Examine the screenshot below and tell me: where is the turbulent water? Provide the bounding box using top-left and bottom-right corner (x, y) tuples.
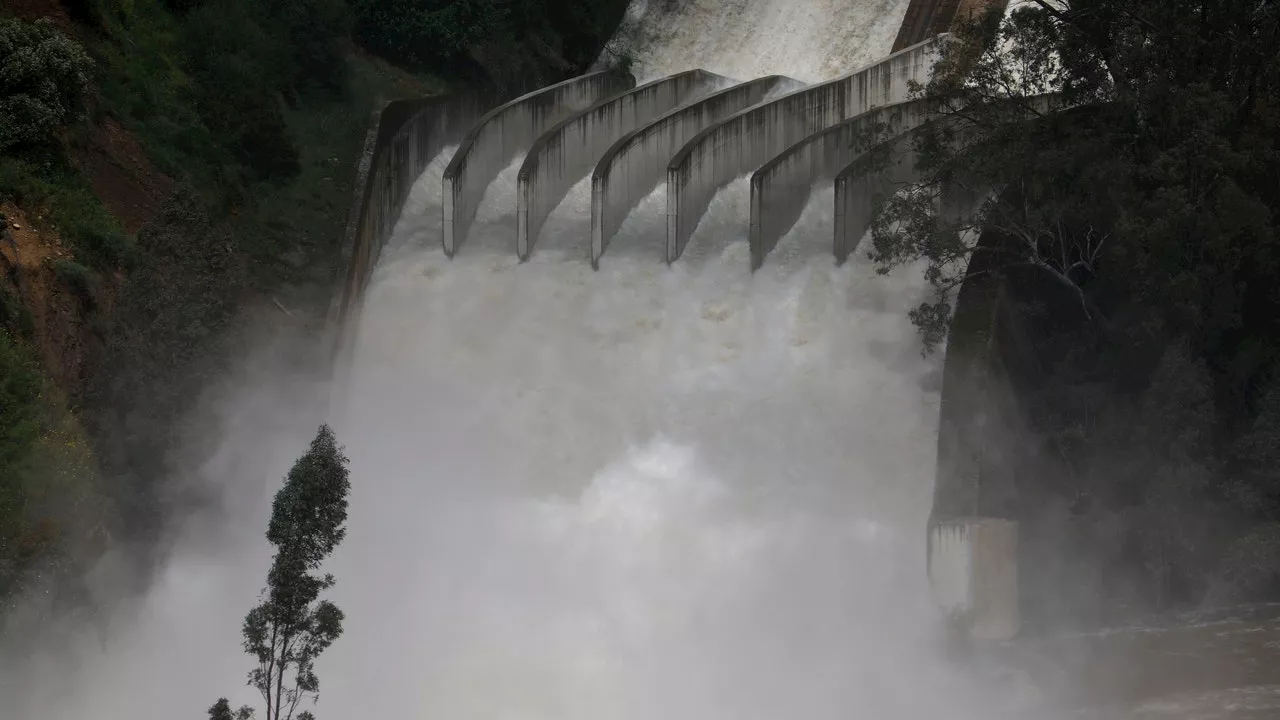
(1, 1), (1050, 718)
(603, 0), (911, 82)
(319, 138), (978, 718)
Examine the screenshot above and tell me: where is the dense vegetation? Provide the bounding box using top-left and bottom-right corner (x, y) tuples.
(348, 0), (632, 90)
(0, 0), (621, 619)
(873, 0), (1280, 627)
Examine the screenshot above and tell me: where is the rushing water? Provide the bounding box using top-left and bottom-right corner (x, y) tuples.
(602, 0), (911, 82)
(9, 1), (1274, 718)
(318, 144), (981, 718)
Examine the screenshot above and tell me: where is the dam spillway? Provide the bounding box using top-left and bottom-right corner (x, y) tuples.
(442, 70), (636, 256)
(329, 0), (1019, 710)
(591, 75), (804, 267)
(333, 0), (1020, 658)
(516, 69), (730, 260)
(1, 1), (1037, 719)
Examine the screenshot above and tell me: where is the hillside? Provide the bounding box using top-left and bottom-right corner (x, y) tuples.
(0, 0), (626, 617)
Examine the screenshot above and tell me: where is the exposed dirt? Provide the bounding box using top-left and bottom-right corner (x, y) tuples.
(0, 203), (93, 391)
(72, 115), (177, 235)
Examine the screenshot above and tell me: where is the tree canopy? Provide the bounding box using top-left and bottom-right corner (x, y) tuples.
(870, 0), (1280, 622)
(0, 17), (93, 153)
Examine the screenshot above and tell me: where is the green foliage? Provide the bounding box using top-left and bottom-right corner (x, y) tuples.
(0, 0), (439, 621)
(80, 184), (246, 534)
(0, 18), (93, 153)
(51, 259), (99, 308)
(0, 154), (135, 270)
(237, 425), (350, 720)
(0, 330), (42, 484)
(179, 0), (301, 182)
(350, 0), (629, 84)
(208, 697), (255, 720)
(869, 0), (1280, 615)
(0, 330), (109, 608)
(257, 0), (353, 97)
(90, 0), (353, 190)
(71, 26), (432, 553)
(1204, 523), (1280, 606)
(351, 0), (505, 70)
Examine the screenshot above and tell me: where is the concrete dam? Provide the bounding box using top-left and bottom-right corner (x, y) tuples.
(337, 0), (1021, 646)
(3, 1), (1047, 719)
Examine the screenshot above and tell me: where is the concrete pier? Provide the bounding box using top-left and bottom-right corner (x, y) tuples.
(442, 70), (634, 257)
(589, 75), (802, 267)
(929, 517), (1020, 641)
(516, 69), (727, 260)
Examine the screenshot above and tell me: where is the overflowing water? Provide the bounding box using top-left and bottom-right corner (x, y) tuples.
(1, 1), (1070, 718)
(320, 144), (979, 719)
(604, 0), (911, 82)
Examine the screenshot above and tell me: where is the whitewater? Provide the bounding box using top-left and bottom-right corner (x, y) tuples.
(1, 1), (1031, 718)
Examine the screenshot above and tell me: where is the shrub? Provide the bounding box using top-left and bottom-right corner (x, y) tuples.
(181, 0), (304, 182)
(0, 155), (136, 270)
(0, 330), (42, 484)
(52, 259), (99, 308)
(0, 18), (94, 152)
(256, 0), (353, 97)
(350, 0), (505, 71)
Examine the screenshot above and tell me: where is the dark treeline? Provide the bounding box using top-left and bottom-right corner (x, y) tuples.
(872, 0), (1280, 626)
(347, 0), (632, 90)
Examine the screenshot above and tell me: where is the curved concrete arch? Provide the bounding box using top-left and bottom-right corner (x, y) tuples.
(664, 37), (944, 263)
(515, 69), (730, 260)
(441, 70), (635, 256)
(748, 98), (937, 269)
(588, 74), (803, 267)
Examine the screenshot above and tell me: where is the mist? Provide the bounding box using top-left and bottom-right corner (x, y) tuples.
(0, 134), (1033, 718)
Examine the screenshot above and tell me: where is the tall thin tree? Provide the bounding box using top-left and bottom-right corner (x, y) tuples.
(209, 424), (351, 720)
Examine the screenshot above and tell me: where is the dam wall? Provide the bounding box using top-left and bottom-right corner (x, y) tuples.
(442, 70), (635, 256)
(748, 98), (936, 268)
(665, 37), (942, 262)
(589, 74), (802, 267)
(332, 93), (495, 334)
(516, 69), (728, 260)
